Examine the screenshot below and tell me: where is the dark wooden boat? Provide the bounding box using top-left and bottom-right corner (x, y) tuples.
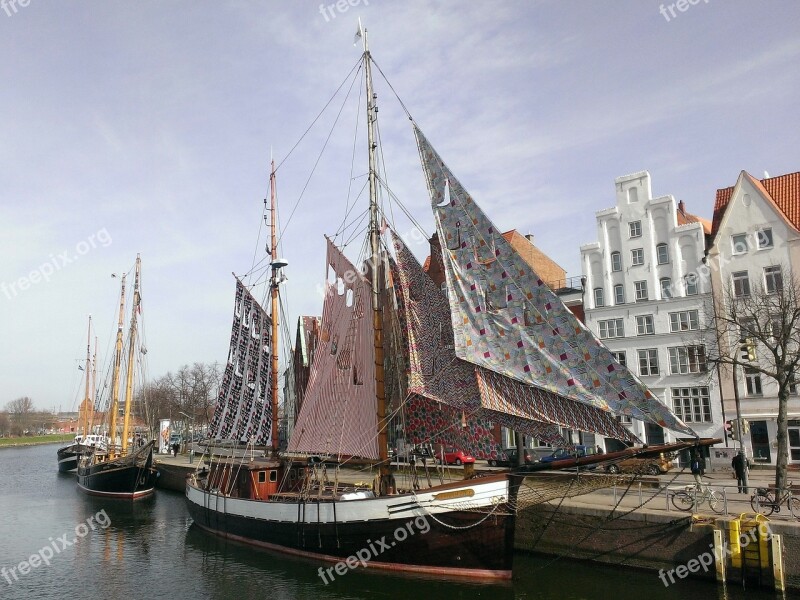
(57, 442), (89, 473)
(77, 440), (158, 499)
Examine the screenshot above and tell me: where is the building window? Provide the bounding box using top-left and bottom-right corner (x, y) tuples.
(638, 349), (659, 376)
(636, 315), (654, 335)
(611, 251), (622, 272)
(593, 287), (604, 307)
(599, 319), (624, 339)
(671, 387), (711, 423)
(617, 414), (633, 424)
(668, 346), (707, 374)
(656, 243), (669, 264)
(660, 277), (672, 299)
(629, 221), (642, 238)
(631, 248), (644, 266)
(732, 271), (750, 298)
(611, 351), (627, 367)
(757, 228), (773, 249)
(684, 274), (698, 296)
(732, 233), (748, 254)
(614, 284), (625, 305)
(628, 188), (639, 203)
(634, 280), (648, 302)
(669, 309), (699, 332)
(764, 265), (783, 294)
(745, 367), (762, 396)
(790, 375), (798, 396)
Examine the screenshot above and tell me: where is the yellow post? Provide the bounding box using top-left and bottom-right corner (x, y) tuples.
(728, 518), (741, 569)
(772, 534), (785, 591)
(714, 528), (726, 582)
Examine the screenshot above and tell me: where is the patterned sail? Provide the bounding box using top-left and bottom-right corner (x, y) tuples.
(390, 229), (636, 445)
(414, 125), (695, 437)
(287, 238), (379, 459)
(209, 279), (273, 445)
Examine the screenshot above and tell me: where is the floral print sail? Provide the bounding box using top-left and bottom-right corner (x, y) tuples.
(414, 125), (695, 437)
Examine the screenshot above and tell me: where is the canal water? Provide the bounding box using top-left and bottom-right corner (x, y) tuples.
(0, 444), (792, 599)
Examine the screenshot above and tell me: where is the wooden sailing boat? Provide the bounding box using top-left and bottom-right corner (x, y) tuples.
(57, 316), (97, 473)
(186, 30), (716, 578)
(77, 255), (158, 499)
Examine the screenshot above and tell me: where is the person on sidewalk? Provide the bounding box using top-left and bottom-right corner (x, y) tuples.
(690, 451), (705, 488)
(732, 452), (748, 493)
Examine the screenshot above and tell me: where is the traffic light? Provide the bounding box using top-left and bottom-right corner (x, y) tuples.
(741, 419), (750, 435)
(730, 420), (739, 441)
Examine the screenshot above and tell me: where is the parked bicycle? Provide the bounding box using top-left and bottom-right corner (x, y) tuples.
(749, 481), (800, 518)
(670, 483), (724, 514)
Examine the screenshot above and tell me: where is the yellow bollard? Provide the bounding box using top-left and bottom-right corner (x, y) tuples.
(728, 518), (741, 569)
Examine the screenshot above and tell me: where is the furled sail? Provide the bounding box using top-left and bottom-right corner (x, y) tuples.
(390, 230), (634, 444)
(414, 125), (695, 437)
(209, 279), (273, 445)
(287, 238), (379, 459)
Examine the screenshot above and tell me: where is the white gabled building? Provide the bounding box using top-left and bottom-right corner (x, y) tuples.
(708, 170), (800, 467)
(580, 171), (723, 452)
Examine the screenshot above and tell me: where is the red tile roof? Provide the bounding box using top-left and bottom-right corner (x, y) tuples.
(712, 171), (800, 235)
(676, 200), (711, 234)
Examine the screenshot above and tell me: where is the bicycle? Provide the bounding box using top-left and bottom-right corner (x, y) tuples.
(749, 481), (800, 518)
(670, 482), (724, 514)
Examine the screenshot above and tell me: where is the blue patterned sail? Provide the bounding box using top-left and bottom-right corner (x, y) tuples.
(389, 229), (638, 446)
(414, 125), (695, 437)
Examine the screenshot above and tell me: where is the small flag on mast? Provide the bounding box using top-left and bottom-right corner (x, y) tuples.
(354, 18), (364, 46)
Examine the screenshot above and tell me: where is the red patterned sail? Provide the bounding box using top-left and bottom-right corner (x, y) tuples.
(287, 238), (379, 459)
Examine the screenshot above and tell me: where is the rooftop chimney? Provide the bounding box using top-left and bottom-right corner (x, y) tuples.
(525, 233), (534, 244)
(678, 200), (685, 214)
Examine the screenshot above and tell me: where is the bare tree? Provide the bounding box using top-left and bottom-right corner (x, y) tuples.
(5, 397), (35, 435)
(0, 412), (10, 436)
(139, 362), (221, 439)
(704, 266), (800, 493)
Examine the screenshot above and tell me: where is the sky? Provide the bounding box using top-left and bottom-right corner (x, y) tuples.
(1, 0), (798, 414)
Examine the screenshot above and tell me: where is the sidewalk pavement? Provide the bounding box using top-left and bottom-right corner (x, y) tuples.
(546, 469), (800, 523)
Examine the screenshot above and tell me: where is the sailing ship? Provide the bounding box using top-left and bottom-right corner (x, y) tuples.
(77, 255), (158, 499)
(57, 317), (99, 473)
(186, 29), (715, 578)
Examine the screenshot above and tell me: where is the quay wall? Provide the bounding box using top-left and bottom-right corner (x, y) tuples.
(515, 502), (800, 590)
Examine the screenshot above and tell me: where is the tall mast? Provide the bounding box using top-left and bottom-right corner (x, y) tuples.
(88, 335), (98, 435)
(362, 27), (390, 481)
(269, 160), (280, 455)
(121, 255), (141, 455)
(108, 274), (127, 452)
(80, 315), (92, 435)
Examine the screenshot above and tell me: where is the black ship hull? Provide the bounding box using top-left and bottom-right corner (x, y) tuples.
(57, 443), (88, 473)
(77, 441), (158, 499)
(186, 473), (518, 579)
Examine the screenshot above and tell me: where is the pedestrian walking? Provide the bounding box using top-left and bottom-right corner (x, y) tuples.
(731, 452), (748, 493)
(690, 450), (705, 487)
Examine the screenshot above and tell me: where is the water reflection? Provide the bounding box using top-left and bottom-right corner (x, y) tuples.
(0, 445), (793, 600)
